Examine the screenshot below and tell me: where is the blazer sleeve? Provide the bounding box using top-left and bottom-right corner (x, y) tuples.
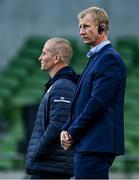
(34, 80), (76, 159)
(68, 54), (121, 143)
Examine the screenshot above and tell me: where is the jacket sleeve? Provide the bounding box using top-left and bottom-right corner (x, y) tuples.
(62, 116), (72, 130)
(68, 54), (122, 143)
(34, 80), (76, 159)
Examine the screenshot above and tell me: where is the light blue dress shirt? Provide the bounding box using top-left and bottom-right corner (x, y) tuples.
(87, 40), (111, 58)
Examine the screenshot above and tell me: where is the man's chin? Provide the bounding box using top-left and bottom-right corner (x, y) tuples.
(83, 40), (91, 45)
(82, 38), (89, 43)
(41, 67), (45, 71)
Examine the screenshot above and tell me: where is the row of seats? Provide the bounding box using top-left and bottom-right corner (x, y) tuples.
(0, 36), (47, 169)
(115, 36), (139, 71)
(114, 36), (139, 171)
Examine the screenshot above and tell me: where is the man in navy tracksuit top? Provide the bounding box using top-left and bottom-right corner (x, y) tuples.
(61, 7), (126, 179)
(25, 38), (78, 179)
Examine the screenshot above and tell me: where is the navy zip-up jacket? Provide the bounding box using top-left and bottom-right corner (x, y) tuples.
(26, 66), (78, 175)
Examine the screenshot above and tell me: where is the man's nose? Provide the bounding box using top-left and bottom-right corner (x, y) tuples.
(80, 28), (85, 35)
(38, 54), (42, 61)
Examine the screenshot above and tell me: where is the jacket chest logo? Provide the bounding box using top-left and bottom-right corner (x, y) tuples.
(54, 96), (71, 103)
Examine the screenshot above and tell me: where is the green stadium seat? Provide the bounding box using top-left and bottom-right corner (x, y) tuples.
(126, 89), (139, 100)
(125, 130), (139, 145)
(126, 77), (139, 89)
(125, 139), (134, 154)
(124, 98), (139, 111)
(0, 88), (13, 101)
(132, 68), (139, 78)
(0, 99), (4, 112)
(125, 110), (139, 123)
(24, 36), (46, 49)
(72, 55), (88, 74)
(0, 76), (19, 91)
(9, 57), (38, 70)
(18, 48), (41, 60)
(110, 157), (125, 171)
(115, 36), (138, 70)
(117, 48), (135, 69)
(12, 88), (44, 108)
(73, 65), (84, 74)
(24, 77), (46, 90)
(3, 67), (29, 81)
(12, 95), (39, 107)
(33, 69), (50, 80)
(116, 36), (138, 51)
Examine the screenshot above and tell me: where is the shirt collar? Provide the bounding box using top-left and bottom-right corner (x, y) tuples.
(87, 40), (111, 58)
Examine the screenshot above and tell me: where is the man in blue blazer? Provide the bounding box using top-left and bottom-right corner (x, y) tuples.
(61, 7), (126, 179)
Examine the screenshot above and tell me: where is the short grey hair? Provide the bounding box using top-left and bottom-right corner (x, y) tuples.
(47, 37), (73, 65)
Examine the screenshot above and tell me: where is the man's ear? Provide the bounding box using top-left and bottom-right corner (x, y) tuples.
(54, 54), (60, 64)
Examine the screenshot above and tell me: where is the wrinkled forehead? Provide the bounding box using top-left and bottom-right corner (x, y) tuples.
(79, 13), (96, 25)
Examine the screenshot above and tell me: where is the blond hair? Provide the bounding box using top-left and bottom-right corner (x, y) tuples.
(78, 7), (109, 35)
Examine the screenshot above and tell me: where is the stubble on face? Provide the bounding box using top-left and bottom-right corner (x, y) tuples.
(40, 42), (56, 72)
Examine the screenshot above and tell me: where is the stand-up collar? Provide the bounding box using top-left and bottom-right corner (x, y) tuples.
(45, 66), (79, 92)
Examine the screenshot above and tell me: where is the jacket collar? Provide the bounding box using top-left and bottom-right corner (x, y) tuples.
(45, 66), (79, 92)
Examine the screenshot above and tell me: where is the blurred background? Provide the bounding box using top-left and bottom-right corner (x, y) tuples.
(0, 0), (139, 179)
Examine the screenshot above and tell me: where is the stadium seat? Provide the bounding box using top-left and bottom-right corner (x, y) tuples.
(23, 36), (46, 49)
(115, 36), (138, 70)
(18, 47), (41, 60)
(0, 76), (19, 92)
(9, 56), (38, 71)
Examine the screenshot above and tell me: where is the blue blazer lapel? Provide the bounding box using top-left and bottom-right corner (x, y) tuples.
(74, 44), (112, 99)
(73, 58), (94, 101)
(72, 44), (112, 105)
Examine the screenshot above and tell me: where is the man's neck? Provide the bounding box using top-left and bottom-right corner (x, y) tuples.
(50, 64), (68, 78)
(93, 35), (108, 47)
